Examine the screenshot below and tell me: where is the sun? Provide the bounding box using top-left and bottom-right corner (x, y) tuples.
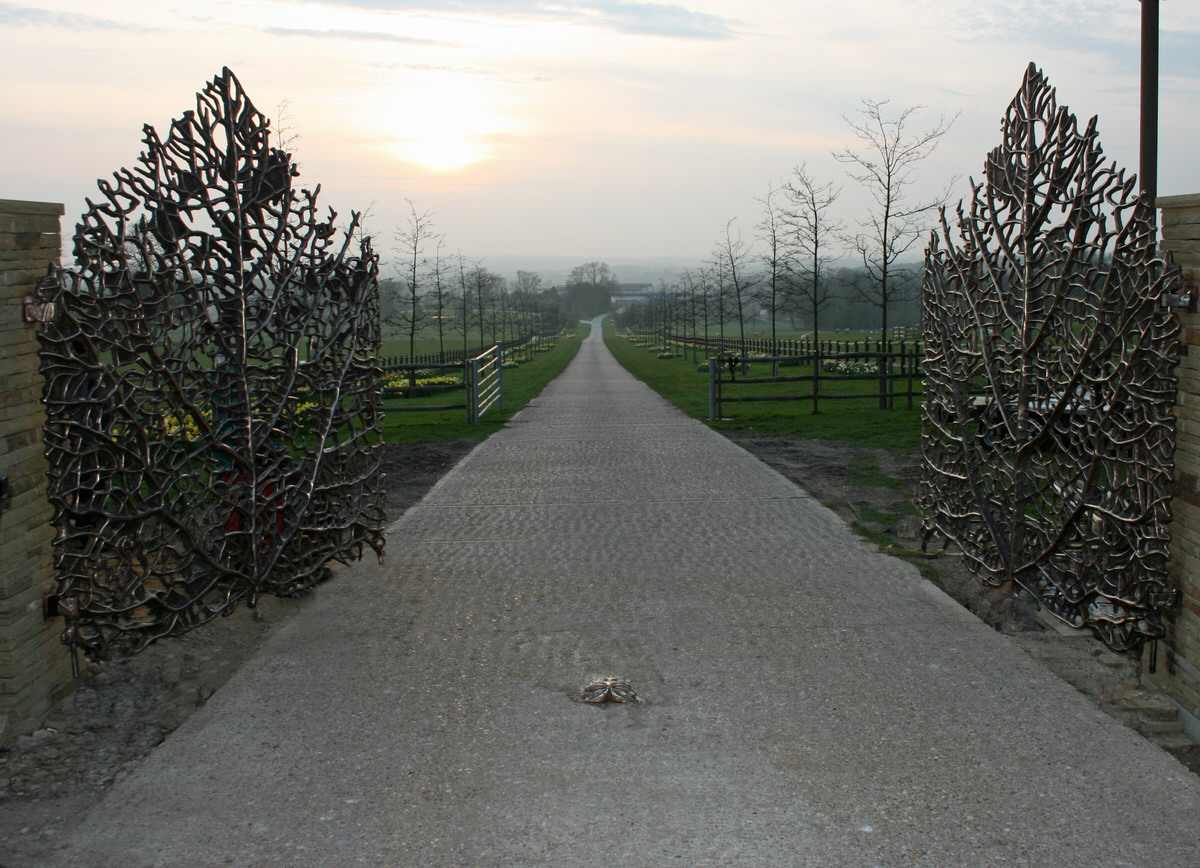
(400, 130), (490, 174)
(385, 81), (513, 173)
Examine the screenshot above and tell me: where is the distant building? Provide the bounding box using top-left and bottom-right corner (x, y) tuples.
(610, 282), (654, 312)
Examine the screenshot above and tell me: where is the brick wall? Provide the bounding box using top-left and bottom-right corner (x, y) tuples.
(0, 198), (72, 740)
(1154, 193), (1200, 732)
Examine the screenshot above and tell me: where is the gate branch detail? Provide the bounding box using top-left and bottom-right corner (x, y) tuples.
(919, 63), (1182, 653)
(37, 69), (385, 659)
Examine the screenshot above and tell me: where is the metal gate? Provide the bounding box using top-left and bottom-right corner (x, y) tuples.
(37, 69), (386, 663)
(920, 63), (1184, 653)
(467, 343), (504, 423)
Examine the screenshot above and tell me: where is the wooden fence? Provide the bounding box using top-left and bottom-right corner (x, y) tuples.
(644, 329), (920, 361)
(381, 329), (557, 370)
(379, 328), (574, 422)
(705, 344), (924, 418)
(381, 359), (469, 415)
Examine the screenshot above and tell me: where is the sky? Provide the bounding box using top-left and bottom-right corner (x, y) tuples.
(3, 0), (1199, 278)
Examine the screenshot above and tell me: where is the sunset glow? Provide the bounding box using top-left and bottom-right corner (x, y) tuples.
(2, 1), (1199, 263)
(382, 82), (515, 172)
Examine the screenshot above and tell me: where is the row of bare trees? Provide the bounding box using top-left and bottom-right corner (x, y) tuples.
(619, 99), (955, 344)
(382, 201), (572, 360)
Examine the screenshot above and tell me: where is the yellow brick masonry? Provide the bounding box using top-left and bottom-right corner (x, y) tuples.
(0, 198), (72, 741)
(1153, 193), (1200, 726)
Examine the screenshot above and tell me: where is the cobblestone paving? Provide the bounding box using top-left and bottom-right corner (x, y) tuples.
(44, 321), (1200, 867)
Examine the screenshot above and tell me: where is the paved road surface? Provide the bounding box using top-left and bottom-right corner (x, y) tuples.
(48, 320), (1200, 866)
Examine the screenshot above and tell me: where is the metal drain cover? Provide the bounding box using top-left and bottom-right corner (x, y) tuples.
(582, 677), (640, 703)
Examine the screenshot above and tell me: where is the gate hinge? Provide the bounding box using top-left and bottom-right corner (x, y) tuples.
(1163, 289), (1197, 312)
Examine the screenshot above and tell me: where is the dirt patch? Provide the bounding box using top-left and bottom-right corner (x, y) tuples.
(380, 438), (479, 522)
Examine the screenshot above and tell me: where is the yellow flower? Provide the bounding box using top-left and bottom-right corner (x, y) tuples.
(162, 409), (209, 441)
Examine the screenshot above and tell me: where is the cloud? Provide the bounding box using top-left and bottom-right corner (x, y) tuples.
(279, 0), (739, 40)
(361, 61), (552, 84)
(261, 25), (452, 46)
(939, 0), (1137, 65)
(1163, 30), (1200, 83)
(586, 1), (737, 40)
(0, 2), (158, 33)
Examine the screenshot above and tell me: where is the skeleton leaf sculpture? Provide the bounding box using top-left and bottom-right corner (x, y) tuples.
(38, 69), (385, 660)
(920, 63), (1182, 653)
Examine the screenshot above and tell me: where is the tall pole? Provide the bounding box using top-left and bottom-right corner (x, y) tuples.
(1140, 0), (1160, 213)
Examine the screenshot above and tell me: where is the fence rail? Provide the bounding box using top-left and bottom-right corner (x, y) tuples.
(381, 359), (468, 415)
(706, 345), (924, 419)
(380, 326), (575, 422)
(379, 345), (505, 423)
(381, 328), (565, 371)
(650, 331), (922, 360)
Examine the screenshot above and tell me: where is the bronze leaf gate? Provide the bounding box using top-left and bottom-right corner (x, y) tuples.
(919, 63), (1183, 654)
(37, 69), (386, 663)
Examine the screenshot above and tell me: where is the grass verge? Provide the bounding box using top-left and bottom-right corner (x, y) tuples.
(602, 319), (922, 452)
(382, 324), (589, 443)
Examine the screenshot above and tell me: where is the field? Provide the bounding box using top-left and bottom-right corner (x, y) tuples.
(601, 319), (923, 452)
(381, 324), (589, 443)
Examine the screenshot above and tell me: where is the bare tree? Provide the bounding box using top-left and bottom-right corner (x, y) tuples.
(834, 99), (956, 338)
(708, 247), (730, 341)
(782, 162), (843, 344)
(678, 268), (701, 361)
(349, 199), (377, 248)
(495, 279), (513, 346)
(512, 270), (548, 345)
(428, 237), (450, 357)
(391, 200), (438, 357)
(712, 219), (757, 353)
(467, 262), (505, 347)
(514, 270), (542, 296)
(510, 271), (541, 344)
(565, 261), (616, 320)
(755, 185), (790, 346)
(453, 252), (475, 356)
(684, 266), (717, 350)
(274, 98), (301, 163)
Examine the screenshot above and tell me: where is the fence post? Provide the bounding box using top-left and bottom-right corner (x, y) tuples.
(813, 341), (821, 415)
(907, 342), (915, 410)
(465, 358), (476, 423)
(708, 357), (718, 420)
(497, 342), (504, 412)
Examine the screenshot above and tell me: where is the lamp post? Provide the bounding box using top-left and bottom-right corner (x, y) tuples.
(1140, 0), (1160, 212)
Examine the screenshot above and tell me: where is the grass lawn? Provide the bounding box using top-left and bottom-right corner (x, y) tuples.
(602, 319), (922, 453)
(381, 325), (589, 443)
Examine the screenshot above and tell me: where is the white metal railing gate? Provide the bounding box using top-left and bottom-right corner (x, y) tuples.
(467, 343), (504, 424)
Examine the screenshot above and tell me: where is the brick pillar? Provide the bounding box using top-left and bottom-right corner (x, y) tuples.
(1155, 193), (1200, 732)
(0, 198), (73, 740)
